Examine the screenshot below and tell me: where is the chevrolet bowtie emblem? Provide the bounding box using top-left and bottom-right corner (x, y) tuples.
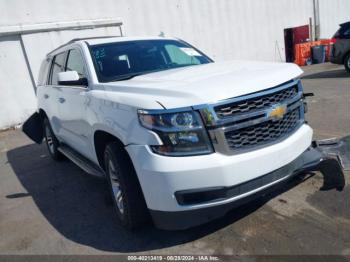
(267, 104), (287, 120)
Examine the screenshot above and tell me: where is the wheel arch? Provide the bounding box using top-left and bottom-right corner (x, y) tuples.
(93, 129), (126, 170)
(38, 108), (48, 119)
(343, 50), (350, 63)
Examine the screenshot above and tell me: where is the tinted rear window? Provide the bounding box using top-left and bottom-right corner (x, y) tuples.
(335, 23), (350, 38)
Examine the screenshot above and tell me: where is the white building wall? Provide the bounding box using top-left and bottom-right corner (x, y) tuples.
(0, 0), (349, 129)
(319, 0), (350, 38)
(0, 35), (37, 128)
(0, 23), (121, 129)
(1, 0), (316, 62)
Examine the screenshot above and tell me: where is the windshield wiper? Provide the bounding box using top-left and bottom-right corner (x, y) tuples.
(111, 65), (197, 82)
(111, 69), (164, 82)
(112, 73), (143, 81)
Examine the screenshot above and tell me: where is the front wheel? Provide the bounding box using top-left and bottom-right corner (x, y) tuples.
(104, 142), (149, 229)
(344, 53), (350, 73)
(43, 118), (63, 161)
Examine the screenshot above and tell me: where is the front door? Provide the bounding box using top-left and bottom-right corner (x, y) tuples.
(56, 48), (94, 160)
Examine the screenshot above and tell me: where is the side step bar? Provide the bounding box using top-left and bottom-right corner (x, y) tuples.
(58, 145), (105, 178)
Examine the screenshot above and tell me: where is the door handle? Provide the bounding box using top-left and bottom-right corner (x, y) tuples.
(44, 94), (49, 99)
(58, 97), (66, 103)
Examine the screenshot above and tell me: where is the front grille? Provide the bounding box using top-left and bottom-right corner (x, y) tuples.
(203, 80), (304, 154)
(225, 108), (301, 150)
(215, 84), (298, 118)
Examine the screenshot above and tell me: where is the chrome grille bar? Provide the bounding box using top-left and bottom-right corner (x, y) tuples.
(196, 79), (305, 155)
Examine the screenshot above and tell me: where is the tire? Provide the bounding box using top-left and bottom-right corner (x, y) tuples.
(104, 142), (149, 229)
(43, 118), (63, 161)
(345, 53), (350, 73)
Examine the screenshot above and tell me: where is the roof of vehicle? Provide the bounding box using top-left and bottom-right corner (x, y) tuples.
(47, 36), (177, 56)
(340, 21), (350, 27)
(84, 36), (177, 45)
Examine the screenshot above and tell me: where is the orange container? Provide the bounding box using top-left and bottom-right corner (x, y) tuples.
(320, 39), (332, 45)
(311, 40), (322, 46)
(294, 40), (331, 65)
(294, 42), (312, 66)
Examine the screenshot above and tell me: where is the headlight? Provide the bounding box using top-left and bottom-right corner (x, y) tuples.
(138, 109), (214, 156)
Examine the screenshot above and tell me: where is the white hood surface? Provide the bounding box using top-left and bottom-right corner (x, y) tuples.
(102, 60), (303, 109)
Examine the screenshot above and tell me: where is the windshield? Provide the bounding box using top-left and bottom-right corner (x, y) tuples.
(89, 39), (213, 82)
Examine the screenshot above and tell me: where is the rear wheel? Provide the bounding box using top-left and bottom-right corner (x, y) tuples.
(345, 53), (350, 73)
(43, 118), (63, 161)
(104, 142), (149, 229)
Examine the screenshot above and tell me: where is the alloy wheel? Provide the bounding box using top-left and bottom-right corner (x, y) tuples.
(45, 126), (55, 154)
(108, 159), (125, 214)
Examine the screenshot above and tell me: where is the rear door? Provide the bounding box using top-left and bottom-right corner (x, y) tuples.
(340, 25), (350, 50)
(333, 24), (350, 61)
(45, 52), (67, 138)
(56, 47), (94, 159)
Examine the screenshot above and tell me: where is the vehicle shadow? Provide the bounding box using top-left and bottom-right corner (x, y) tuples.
(6, 143), (314, 252)
(302, 69), (350, 79)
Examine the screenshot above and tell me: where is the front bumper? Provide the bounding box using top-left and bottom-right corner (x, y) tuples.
(330, 44), (344, 64)
(150, 146), (345, 230)
(127, 124), (346, 230)
(127, 125), (313, 212)
(330, 55), (343, 65)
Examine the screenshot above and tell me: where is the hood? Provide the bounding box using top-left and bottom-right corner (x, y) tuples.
(101, 60), (303, 109)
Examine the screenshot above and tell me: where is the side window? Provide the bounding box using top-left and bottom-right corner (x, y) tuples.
(65, 49), (87, 79)
(344, 28), (350, 37)
(49, 52), (66, 85)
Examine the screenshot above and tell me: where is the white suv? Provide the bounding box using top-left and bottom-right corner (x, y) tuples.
(23, 36), (344, 230)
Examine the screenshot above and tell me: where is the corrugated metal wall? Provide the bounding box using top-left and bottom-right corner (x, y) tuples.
(0, 0), (349, 129)
(0, 35), (37, 128)
(319, 0), (350, 38)
(0, 26), (120, 129)
(1, 0), (317, 62)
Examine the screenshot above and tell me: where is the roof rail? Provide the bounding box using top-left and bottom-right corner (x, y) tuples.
(47, 35), (121, 56)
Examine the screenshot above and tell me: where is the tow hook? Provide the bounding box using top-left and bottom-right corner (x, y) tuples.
(305, 136), (349, 191)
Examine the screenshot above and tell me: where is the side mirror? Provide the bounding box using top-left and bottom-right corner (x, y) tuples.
(58, 71), (88, 86)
